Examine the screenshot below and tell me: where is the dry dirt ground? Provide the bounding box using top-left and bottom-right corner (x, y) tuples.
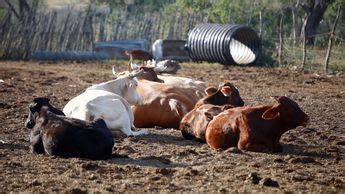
(0, 61), (344, 192)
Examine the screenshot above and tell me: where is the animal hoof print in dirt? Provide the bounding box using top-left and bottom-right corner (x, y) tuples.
(260, 178), (279, 187)
(246, 172), (262, 184)
(289, 156), (316, 164)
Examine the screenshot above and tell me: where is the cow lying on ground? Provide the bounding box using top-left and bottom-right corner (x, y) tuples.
(63, 68), (148, 137)
(179, 82), (244, 141)
(205, 96), (309, 152)
(180, 104), (234, 142)
(128, 66), (204, 128)
(195, 82), (244, 107)
(157, 75), (206, 98)
(25, 99), (113, 159)
(130, 63), (206, 99)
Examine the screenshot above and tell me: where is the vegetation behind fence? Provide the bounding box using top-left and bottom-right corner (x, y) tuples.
(0, 0), (343, 71)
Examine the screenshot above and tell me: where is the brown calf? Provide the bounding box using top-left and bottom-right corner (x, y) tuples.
(180, 104), (233, 142)
(179, 81), (244, 141)
(205, 96), (309, 152)
(135, 66), (164, 83)
(195, 81), (244, 107)
(125, 49), (153, 63)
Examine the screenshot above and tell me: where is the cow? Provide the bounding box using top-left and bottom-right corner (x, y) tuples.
(63, 68), (148, 137)
(25, 100), (114, 160)
(25, 97), (65, 129)
(124, 49), (153, 64)
(179, 104), (234, 142)
(205, 96), (309, 152)
(179, 81), (244, 141)
(132, 78), (199, 128)
(195, 81), (245, 108)
(130, 62), (206, 99)
(157, 75), (206, 98)
(134, 66), (164, 83)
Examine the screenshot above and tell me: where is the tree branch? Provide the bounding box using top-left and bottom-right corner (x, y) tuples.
(4, 0), (20, 19)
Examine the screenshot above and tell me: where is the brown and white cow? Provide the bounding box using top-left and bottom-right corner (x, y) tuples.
(179, 81), (244, 141)
(130, 62), (206, 99)
(205, 96), (309, 152)
(127, 66), (207, 128)
(132, 78), (198, 128)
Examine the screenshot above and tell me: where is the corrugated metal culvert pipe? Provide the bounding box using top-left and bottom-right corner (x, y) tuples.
(186, 23), (261, 65)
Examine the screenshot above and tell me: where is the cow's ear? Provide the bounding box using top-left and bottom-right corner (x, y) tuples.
(204, 112), (213, 121)
(33, 112), (40, 120)
(29, 102), (38, 112)
(222, 105), (234, 111)
(262, 106), (280, 120)
(205, 87), (217, 96)
(220, 86), (231, 96)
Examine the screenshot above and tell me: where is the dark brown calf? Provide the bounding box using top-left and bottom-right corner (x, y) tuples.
(26, 100), (114, 160)
(179, 81), (244, 141)
(195, 81), (244, 108)
(25, 97), (65, 129)
(205, 96), (309, 152)
(125, 49), (153, 62)
(135, 66), (164, 83)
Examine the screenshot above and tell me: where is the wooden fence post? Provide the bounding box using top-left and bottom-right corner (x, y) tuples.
(278, 13), (284, 66)
(324, 6), (341, 73)
(259, 9), (263, 39)
(291, 5), (297, 46)
(301, 14), (309, 70)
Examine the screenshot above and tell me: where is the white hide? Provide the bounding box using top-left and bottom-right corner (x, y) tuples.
(63, 75), (148, 137)
(153, 59), (181, 74)
(152, 39), (163, 59)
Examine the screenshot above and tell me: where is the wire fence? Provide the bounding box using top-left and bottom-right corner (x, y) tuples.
(0, 3), (343, 71)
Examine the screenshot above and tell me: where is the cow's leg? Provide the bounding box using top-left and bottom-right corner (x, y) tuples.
(237, 134), (268, 152)
(107, 116), (148, 137)
(130, 126), (149, 136)
(30, 133), (44, 154)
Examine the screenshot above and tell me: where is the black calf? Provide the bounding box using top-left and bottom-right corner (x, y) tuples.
(26, 98), (114, 160)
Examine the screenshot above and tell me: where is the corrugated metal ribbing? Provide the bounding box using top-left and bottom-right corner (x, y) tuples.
(186, 23), (261, 65)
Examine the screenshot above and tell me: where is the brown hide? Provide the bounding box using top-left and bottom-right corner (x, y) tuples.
(133, 79), (198, 128)
(205, 96), (309, 152)
(125, 50), (153, 61)
(195, 81), (244, 108)
(135, 66), (164, 83)
(180, 104), (233, 142)
(179, 81), (244, 141)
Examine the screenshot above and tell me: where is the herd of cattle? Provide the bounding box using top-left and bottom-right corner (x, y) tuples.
(24, 56), (309, 160)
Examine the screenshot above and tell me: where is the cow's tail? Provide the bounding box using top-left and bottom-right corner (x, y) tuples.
(169, 99), (188, 118)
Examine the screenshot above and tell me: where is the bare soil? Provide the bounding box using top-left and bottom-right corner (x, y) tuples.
(0, 61), (344, 192)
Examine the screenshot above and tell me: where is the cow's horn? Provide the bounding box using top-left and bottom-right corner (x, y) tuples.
(130, 62), (140, 70)
(112, 66), (117, 76)
(270, 96), (280, 102)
